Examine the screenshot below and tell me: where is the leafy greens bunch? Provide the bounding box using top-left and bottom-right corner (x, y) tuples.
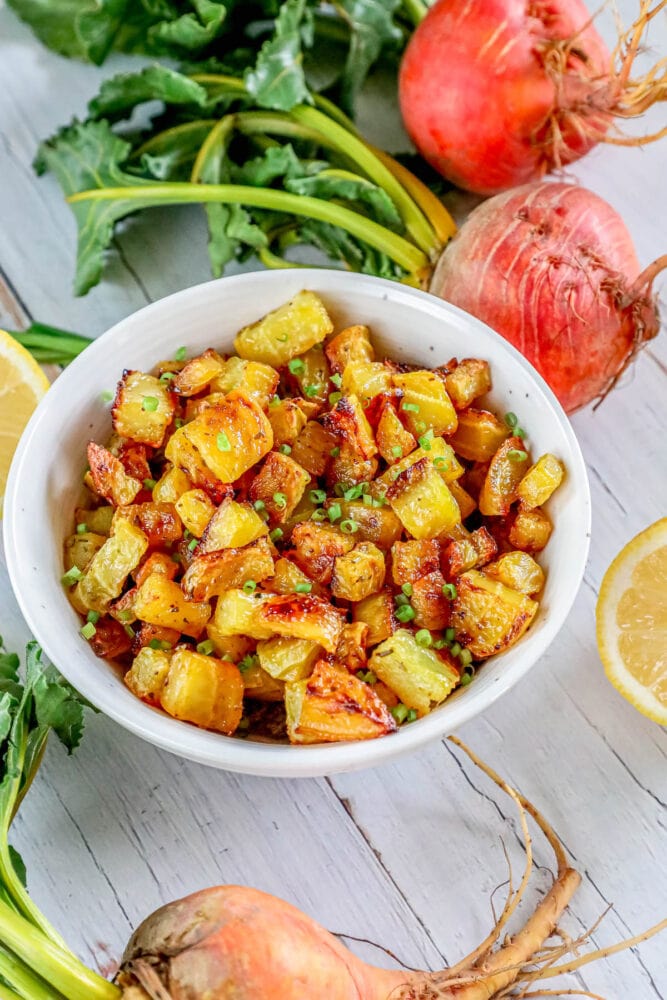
(8, 0), (432, 116)
(35, 65), (456, 296)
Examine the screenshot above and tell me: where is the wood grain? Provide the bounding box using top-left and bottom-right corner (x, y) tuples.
(0, 2), (665, 996)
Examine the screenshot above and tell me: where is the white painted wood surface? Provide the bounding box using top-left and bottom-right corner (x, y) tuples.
(0, 2), (665, 995)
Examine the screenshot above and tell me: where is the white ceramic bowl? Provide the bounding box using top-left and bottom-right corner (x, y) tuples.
(4, 270), (590, 777)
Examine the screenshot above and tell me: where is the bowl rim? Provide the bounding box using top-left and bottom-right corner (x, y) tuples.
(4, 269), (591, 777)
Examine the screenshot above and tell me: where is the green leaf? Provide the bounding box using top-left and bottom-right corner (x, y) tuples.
(244, 0), (314, 111)
(88, 65), (210, 120)
(6, 0), (130, 63)
(147, 0), (231, 52)
(137, 121), (217, 181)
(32, 666), (90, 754)
(332, 0), (403, 114)
(0, 695), (15, 748)
(296, 218), (405, 280)
(285, 169), (403, 230)
(8, 847), (26, 889)
(230, 144), (316, 186)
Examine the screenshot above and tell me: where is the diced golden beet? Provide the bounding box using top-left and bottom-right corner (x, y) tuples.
(184, 393), (226, 422)
(290, 344), (330, 407)
(133, 574), (210, 637)
(327, 446), (378, 489)
(130, 622), (181, 654)
(242, 662), (284, 702)
(291, 522), (354, 585)
(87, 442), (141, 507)
(441, 526), (497, 577)
(161, 649), (244, 734)
(182, 391), (273, 483)
(113, 502), (183, 547)
(341, 362), (392, 406)
(331, 500), (402, 549)
(391, 539), (441, 585)
(322, 394), (377, 460)
(353, 589), (396, 646)
(335, 622), (369, 673)
(64, 532), (106, 573)
(75, 520), (148, 613)
(444, 359), (492, 410)
(87, 617), (133, 660)
(112, 371), (175, 448)
(268, 399), (307, 447)
(125, 647), (171, 703)
(285, 661), (396, 744)
(211, 356), (280, 408)
(204, 630), (254, 664)
(450, 569), (538, 658)
(469, 526), (498, 567)
(448, 480), (477, 521)
(152, 465), (192, 505)
(331, 541), (386, 602)
(461, 461), (488, 500)
(212, 589), (275, 640)
(258, 594), (344, 652)
(448, 409), (509, 462)
(369, 629), (460, 715)
(377, 436), (462, 488)
(290, 420), (336, 477)
(479, 437), (531, 516)
(119, 441), (153, 486)
(164, 426), (229, 503)
(234, 290), (333, 366)
(75, 505), (114, 536)
(376, 403), (417, 464)
(134, 551), (178, 589)
(325, 324), (374, 373)
(509, 508), (553, 552)
(267, 557), (317, 595)
(109, 587), (138, 624)
(181, 537), (275, 600)
(484, 552), (545, 596)
(249, 451), (310, 523)
(388, 458), (460, 539)
(393, 370), (458, 437)
(411, 571), (450, 630)
(200, 498), (267, 554)
(175, 489), (216, 538)
(171, 349), (225, 396)
(517, 454), (564, 509)
(257, 637), (321, 682)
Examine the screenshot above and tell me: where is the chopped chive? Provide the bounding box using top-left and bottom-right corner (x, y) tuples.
(330, 373), (342, 388)
(311, 509), (327, 522)
(450, 641), (462, 658)
(390, 469), (400, 481)
(434, 456), (449, 470)
(414, 420), (427, 435)
(401, 583), (413, 597)
(305, 385), (319, 398)
(340, 519), (359, 534)
(309, 489), (327, 504)
(80, 622), (96, 640)
(123, 624), (134, 639)
(276, 334), (288, 343)
(243, 580), (257, 593)
(142, 396), (159, 412)
(188, 538), (198, 551)
(356, 669), (377, 684)
(415, 629), (432, 647)
(406, 708), (418, 723)
(442, 583), (457, 600)
(196, 639), (215, 655)
(100, 390), (113, 403)
(149, 638), (172, 651)
(362, 493), (374, 506)
(459, 648), (473, 668)
(401, 402), (420, 413)
(61, 566), (83, 586)
(515, 427), (526, 439)
(343, 483), (367, 501)
(329, 446), (340, 458)
(395, 604), (416, 623)
(391, 703), (409, 724)
(76, 522), (87, 534)
(174, 346), (187, 361)
(269, 394), (281, 407)
(418, 430), (434, 450)
(433, 638), (449, 650)
(294, 582), (313, 594)
(269, 527), (284, 542)
(328, 502), (342, 522)
(504, 412), (518, 428)
(333, 483), (346, 497)
(86, 610), (100, 625)
(116, 610), (134, 623)
(216, 431), (231, 451)
(507, 448), (528, 462)
(460, 672), (473, 687)
(445, 627), (456, 642)
(328, 391), (342, 406)
(143, 478), (156, 491)
(273, 492), (287, 510)
(183, 528), (192, 540)
(159, 371), (176, 383)
(391, 446), (403, 458)
(279, 443), (292, 455)
(395, 593), (410, 606)
(288, 358), (305, 375)
(174, 417), (184, 429)
(239, 653), (258, 673)
(253, 499), (266, 511)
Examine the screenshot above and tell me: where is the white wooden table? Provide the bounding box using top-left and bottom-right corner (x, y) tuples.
(0, 3), (665, 996)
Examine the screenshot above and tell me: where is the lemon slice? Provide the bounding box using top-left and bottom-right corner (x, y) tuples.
(596, 518), (667, 724)
(0, 329), (50, 515)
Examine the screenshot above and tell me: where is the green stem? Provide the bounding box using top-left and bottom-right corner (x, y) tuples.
(400, 0), (430, 25)
(0, 899), (118, 1000)
(68, 184), (429, 275)
(0, 946), (65, 1000)
(12, 324), (91, 366)
(0, 983), (23, 1000)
